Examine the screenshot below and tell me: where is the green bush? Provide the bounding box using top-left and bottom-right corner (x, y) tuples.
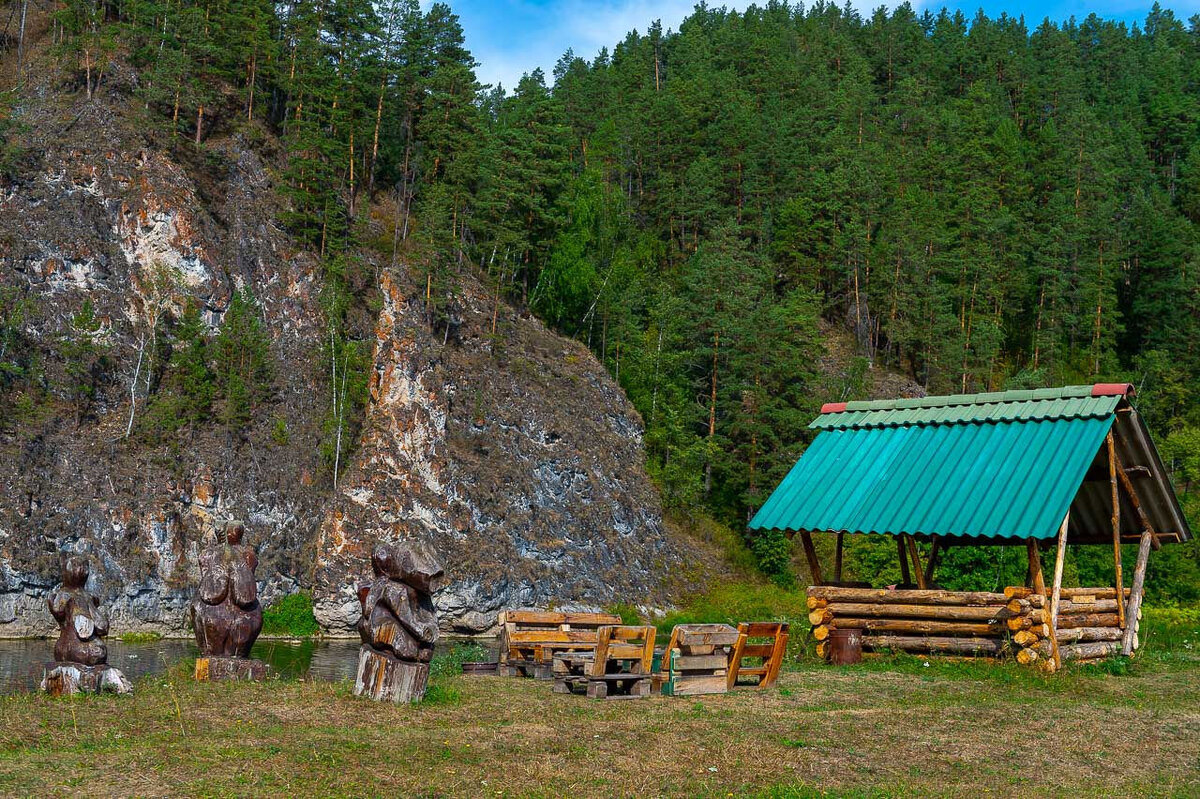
(261, 592), (320, 637)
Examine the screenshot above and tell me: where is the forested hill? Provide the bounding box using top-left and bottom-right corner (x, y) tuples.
(1, 3), (1198, 556)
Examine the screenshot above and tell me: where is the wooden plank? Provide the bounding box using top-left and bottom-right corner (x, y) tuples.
(1108, 432), (1126, 629)
(506, 630), (603, 644)
(671, 653), (729, 671)
(726, 632), (747, 689)
(1049, 512), (1070, 671)
(676, 624), (741, 647)
(1122, 529), (1153, 655)
(501, 610), (623, 626)
(590, 626), (614, 678)
(742, 621), (789, 637)
(764, 628), (788, 687)
(897, 536), (912, 586)
(669, 674), (728, 696)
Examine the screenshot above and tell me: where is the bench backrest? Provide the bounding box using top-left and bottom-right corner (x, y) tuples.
(498, 610), (624, 662)
(591, 625), (656, 678)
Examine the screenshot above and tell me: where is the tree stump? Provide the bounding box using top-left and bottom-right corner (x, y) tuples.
(40, 663), (133, 696)
(354, 645), (430, 703)
(194, 656), (269, 682)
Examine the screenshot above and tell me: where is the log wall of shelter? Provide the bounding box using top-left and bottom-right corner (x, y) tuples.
(808, 585), (1137, 669)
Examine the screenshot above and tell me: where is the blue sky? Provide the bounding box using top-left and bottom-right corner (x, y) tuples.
(435, 0), (1200, 91)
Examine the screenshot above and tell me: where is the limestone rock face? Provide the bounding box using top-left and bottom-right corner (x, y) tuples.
(0, 69), (327, 637)
(313, 270), (684, 634)
(1, 55), (687, 638)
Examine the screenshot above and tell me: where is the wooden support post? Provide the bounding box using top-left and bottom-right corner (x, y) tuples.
(1122, 530), (1152, 656)
(1107, 432), (1126, 628)
(896, 536), (911, 586)
(834, 532), (844, 584)
(1113, 450), (1161, 551)
(905, 535), (927, 590)
(1027, 539), (1046, 596)
(799, 531), (823, 586)
(923, 535), (941, 588)
(1049, 513), (1070, 671)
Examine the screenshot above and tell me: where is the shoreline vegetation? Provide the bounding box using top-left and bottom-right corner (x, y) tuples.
(2, 636), (1197, 796)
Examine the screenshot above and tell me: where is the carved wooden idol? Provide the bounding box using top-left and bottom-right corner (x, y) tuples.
(190, 521), (267, 681)
(41, 556), (133, 696)
(355, 541), (443, 703)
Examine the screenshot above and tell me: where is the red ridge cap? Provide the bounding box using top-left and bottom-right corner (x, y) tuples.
(821, 402), (849, 414)
(1092, 382), (1134, 398)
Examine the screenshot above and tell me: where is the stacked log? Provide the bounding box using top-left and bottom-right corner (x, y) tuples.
(808, 585), (1133, 666)
(1007, 586), (1134, 667)
(807, 587), (1017, 659)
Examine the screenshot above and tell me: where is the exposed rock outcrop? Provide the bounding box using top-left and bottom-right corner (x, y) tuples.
(314, 270), (682, 634)
(1, 49), (685, 637)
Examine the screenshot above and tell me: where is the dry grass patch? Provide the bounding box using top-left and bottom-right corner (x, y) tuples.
(0, 658), (1198, 797)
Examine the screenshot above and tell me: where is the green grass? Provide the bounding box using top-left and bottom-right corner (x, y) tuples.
(1, 651), (1197, 796)
(116, 631), (162, 643)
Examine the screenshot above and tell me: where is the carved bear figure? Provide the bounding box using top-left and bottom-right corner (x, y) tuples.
(48, 556), (109, 666)
(190, 522), (263, 659)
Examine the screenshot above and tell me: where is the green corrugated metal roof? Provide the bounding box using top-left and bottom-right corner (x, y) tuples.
(812, 395), (1120, 429)
(750, 385), (1123, 540)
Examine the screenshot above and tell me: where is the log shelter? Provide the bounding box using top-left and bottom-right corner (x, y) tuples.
(748, 384), (1192, 670)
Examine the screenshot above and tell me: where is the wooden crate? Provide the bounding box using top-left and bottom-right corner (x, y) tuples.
(497, 610), (623, 678)
(552, 625), (656, 700)
(728, 622), (789, 688)
(660, 623), (741, 697)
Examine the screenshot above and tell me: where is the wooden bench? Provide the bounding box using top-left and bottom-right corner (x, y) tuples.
(552, 625), (656, 699)
(727, 622), (789, 688)
(660, 623), (742, 696)
(497, 610), (623, 678)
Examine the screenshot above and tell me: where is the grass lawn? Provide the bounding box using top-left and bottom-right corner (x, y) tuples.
(2, 640), (1199, 798)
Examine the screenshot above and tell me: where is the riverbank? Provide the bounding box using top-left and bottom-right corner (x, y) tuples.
(2, 648), (1198, 797)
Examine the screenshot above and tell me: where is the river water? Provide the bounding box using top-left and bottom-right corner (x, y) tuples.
(1, 638), (373, 693)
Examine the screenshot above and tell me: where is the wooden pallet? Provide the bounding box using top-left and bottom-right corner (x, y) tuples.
(660, 623), (741, 696)
(497, 610), (623, 678)
(552, 625), (656, 699)
(728, 622), (789, 688)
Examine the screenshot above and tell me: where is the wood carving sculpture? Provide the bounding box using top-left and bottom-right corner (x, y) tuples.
(354, 541), (444, 703)
(41, 556), (133, 696)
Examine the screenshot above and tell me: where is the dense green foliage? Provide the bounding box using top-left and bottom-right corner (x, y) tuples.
(261, 591), (321, 637)
(30, 1), (1200, 591)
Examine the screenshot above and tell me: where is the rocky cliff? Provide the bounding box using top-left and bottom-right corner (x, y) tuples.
(0, 50), (686, 637)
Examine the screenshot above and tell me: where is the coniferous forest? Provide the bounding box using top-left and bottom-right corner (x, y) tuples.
(3, 1), (1199, 594)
